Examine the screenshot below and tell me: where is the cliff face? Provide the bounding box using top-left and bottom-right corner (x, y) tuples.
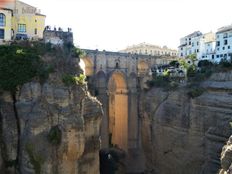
(0, 49), (103, 174)
(140, 71), (232, 174)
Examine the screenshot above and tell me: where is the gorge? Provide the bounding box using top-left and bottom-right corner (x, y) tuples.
(0, 41), (232, 174)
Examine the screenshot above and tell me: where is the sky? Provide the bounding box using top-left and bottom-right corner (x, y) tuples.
(19, 0), (232, 51)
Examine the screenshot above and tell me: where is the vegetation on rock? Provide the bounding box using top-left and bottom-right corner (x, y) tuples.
(62, 73), (86, 86)
(48, 126), (62, 145)
(26, 143), (44, 174)
(187, 87), (205, 98)
(0, 43), (53, 92)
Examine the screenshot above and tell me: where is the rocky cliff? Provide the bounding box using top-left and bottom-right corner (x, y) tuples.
(0, 44), (103, 174)
(140, 71), (232, 174)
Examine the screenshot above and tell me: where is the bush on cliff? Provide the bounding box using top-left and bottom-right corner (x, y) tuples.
(62, 73), (86, 86)
(0, 44), (54, 92)
(187, 87), (205, 98)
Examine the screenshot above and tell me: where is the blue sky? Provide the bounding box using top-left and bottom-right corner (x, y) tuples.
(21, 0), (232, 51)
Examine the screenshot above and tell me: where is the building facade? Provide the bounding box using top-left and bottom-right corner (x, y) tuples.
(121, 42), (178, 56)
(179, 25), (232, 63)
(215, 25), (232, 62)
(178, 31), (216, 61)
(0, 0), (45, 42)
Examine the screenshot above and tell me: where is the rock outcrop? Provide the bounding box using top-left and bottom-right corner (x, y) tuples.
(140, 71), (232, 174)
(219, 136), (232, 174)
(0, 47), (103, 174)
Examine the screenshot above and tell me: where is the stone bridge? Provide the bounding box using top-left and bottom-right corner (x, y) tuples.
(81, 49), (175, 152)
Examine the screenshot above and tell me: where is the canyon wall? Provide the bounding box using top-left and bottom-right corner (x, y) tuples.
(0, 47), (103, 174)
(140, 71), (232, 174)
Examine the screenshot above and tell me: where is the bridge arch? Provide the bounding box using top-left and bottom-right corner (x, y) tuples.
(108, 71), (128, 151)
(80, 57), (94, 76)
(137, 60), (149, 76)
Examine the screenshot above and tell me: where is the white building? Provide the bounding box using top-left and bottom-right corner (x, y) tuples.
(215, 25), (232, 62)
(178, 31), (216, 61)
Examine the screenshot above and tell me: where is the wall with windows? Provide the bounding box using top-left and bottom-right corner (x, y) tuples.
(121, 43), (178, 57)
(178, 31), (216, 61)
(215, 28), (232, 62)
(1, 0), (45, 41)
(0, 9), (12, 41)
(11, 0), (46, 39)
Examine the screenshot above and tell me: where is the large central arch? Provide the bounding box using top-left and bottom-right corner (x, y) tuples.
(108, 72), (128, 151)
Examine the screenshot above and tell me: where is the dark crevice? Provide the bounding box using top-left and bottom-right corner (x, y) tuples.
(0, 104), (7, 173)
(11, 92), (21, 174)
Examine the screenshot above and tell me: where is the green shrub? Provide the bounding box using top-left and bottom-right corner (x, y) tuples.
(62, 73), (86, 86)
(48, 126), (62, 145)
(198, 60), (213, 67)
(0, 46), (40, 92)
(219, 58), (232, 68)
(187, 88), (205, 98)
(187, 65), (196, 78)
(0, 44), (53, 92)
(169, 60), (179, 68)
(146, 76), (169, 88)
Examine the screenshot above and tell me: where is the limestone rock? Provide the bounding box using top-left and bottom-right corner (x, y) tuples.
(0, 62), (103, 174)
(140, 71), (232, 174)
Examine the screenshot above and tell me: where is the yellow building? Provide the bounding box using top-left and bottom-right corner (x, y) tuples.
(0, 0), (45, 42)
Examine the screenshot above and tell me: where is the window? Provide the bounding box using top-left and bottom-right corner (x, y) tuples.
(223, 33), (228, 38)
(18, 24), (26, 33)
(223, 47), (225, 50)
(181, 53), (183, 56)
(224, 54), (227, 58)
(220, 54), (223, 57)
(34, 28), (37, 35)
(224, 39), (228, 45)
(35, 19), (37, 23)
(217, 48), (220, 51)
(216, 41), (220, 46)
(197, 41), (199, 46)
(192, 42), (194, 46)
(0, 29), (4, 39)
(196, 49), (199, 53)
(189, 42), (191, 45)
(212, 55), (214, 59)
(181, 47), (183, 50)
(217, 55), (219, 58)
(0, 13), (6, 27)
(228, 46), (231, 49)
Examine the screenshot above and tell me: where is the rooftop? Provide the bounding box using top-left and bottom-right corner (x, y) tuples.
(185, 31), (202, 38)
(217, 24), (232, 34)
(122, 42), (177, 51)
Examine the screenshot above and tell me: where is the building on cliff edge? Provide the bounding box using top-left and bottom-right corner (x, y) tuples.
(179, 24), (232, 63)
(0, 0), (45, 43)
